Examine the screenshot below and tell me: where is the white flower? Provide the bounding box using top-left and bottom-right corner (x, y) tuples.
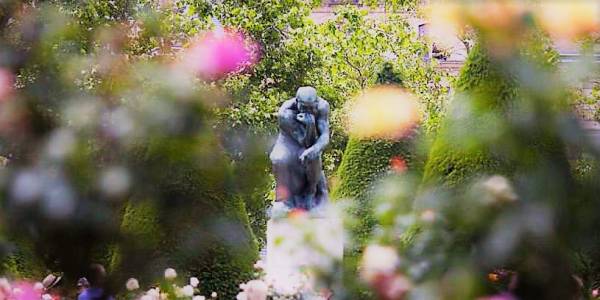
(140, 296), (153, 300)
(0, 278), (10, 292)
(190, 277), (200, 288)
(236, 292), (248, 300)
(175, 287), (185, 298)
(164, 268), (177, 280)
(33, 282), (44, 292)
(243, 280), (268, 300)
(253, 260), (265, 270)
(211, 291), (217, 298)
(482, 175), (517, 203)
(147, 288), (160, 299)
(193, 296), (206, 300)
(182, 285), (194, 297)
(126, 278), (139, 291)
(420, 209), (436, 223)
(360, 245), (400, 283)
(160, 292), (168, 300)
(42, 294), (53, 300)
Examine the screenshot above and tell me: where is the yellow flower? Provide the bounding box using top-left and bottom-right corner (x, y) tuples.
(426, 2), (464, 49)
(536, 1), (600, 39)
(347, 86), (420, 140)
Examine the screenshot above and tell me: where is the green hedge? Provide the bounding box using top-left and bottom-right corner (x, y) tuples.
(331, 135), (420, 300)
(0, 240), (46, 280)
(331, 64), (421, 299)
(421, 43), (514, 188)
(422, 37), (560, 188)
(332, 137), (420, 247)
(111, 138), (258, 298)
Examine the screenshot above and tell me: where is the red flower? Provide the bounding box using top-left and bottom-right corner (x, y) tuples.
(390, 156), (407, 173)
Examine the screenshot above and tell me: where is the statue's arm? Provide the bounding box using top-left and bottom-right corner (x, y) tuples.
(278, 99), (304, 144)
(310, 99), (330, 154)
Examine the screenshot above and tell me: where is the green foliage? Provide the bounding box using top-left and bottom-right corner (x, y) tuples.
(0, 1), (264, 296)
(422, 38), (559, 188)
(211, 4), (449, 172)
(113, 138), (258, 298)
(331, 62), (426, 298)
(333, 136), (420, 247)
(0, 240), (46, 280)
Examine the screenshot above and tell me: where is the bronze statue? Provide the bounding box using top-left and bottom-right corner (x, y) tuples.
(270, 86), (330, 211)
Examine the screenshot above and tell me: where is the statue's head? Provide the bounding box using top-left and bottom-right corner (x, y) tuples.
(296, 86), (318, 114)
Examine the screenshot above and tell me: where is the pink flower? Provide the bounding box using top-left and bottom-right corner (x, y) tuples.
(12, 281), (42, 300)
(242, 280), (268, 300)
(370, 274), (411, 300)
(360, 245), (400, 283)
(181, 30), (258, 80)
(0, 68), (14, 101)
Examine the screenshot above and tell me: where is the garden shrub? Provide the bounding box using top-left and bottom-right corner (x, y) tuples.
(331, 63), (423, 299)
(333, 137), (420, 247)
(421, 43), (515, 188)
(112, 137), (258, 298)
(333, 62), (422, 249)
(0, 240), (46, 280)
(422, 38), (559, 188)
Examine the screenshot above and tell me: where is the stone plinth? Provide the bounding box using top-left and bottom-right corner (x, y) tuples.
(265, 214), (344, 297)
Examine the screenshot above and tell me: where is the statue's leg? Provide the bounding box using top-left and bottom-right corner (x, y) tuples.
(303, 157), (322, 209)
(270, 136), (306, 209)
(270, 142), (294, 207)
(313, 169), (328, 208)
(272, 162), (290, 202)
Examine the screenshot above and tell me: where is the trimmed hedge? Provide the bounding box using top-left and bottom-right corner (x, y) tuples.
(332, 136), (420, 300)
(421, 43), (514, 188)
(332, 62), (421, 248)
(0, 240), (46, 280)
(111, 138), (258, 298)
(332, 137), (419, 246)
(422, 39), (559, 188)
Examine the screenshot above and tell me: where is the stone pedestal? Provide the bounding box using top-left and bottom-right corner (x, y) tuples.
(265, 215), (344, 298)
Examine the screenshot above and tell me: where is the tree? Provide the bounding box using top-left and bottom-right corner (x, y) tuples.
(0, 2), (262, 297)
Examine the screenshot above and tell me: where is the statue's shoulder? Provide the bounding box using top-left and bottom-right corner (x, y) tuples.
(317, 97), (330, 112)
(282, 98), (296, 108)
(278, 99), (297, 115)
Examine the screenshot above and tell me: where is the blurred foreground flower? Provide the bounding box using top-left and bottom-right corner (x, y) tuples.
(427, 0), (600, 57)
(12, 281), (42, 300)
(0, 68), (14, 101)
(164, 268), (177, 280)
(236, 280), (268, 300)
(371, 273), (411, 300)
(126, 278), (139, 291)
(181, 285), (194, 297)
(360, 244), (400, 283)
(190, 277), (200, 288)
(347, 86), (420, 140)
(390, 156), (408, 173)
(481, 175), (518, 204)
(426, 2), (463, 49)
(180, 30), (258, 80)
(536, 1), (600, 40)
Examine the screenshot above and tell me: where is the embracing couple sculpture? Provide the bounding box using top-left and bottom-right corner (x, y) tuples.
(270, 86), (330, 211)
